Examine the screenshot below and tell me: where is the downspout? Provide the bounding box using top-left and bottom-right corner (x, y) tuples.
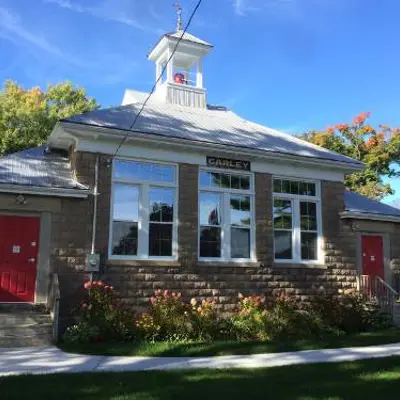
(90, 154), (99, 280)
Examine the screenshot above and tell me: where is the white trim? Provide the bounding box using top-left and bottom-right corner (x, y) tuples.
(0, 185), (89, 198)
(108, 158), (179, 261)
(65, 137), (345, 183)
(340, 211), (400, 223)
(272, 177), (324, 265)
(55, 122), (363, 174)
(198, 169), (256, 262)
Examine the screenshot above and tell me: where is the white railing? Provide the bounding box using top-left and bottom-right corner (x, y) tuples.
(357, 274), (398, 315)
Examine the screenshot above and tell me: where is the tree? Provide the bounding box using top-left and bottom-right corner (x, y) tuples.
(0, 81), (99, 155)
(300, 112), (400, 200)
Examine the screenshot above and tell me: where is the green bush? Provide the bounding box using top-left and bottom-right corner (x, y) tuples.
(308, 293), (392, 334)
(148, 290), (192, 341)
(64, 284), (393, 345)
(63, 281), (136, 344)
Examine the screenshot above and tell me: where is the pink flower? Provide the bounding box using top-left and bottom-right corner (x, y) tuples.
(84, 281), (92, 290)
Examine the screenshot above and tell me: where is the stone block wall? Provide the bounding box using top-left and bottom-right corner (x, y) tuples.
(51, 151), (360, 314)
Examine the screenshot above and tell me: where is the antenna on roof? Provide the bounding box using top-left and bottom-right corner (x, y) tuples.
(174, 2), (183, 31)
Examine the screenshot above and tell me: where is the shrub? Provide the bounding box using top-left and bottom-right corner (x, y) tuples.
(63, 280), (136, 343)
(308, 293), (392, 334)
(148, 290), (191, 341)
(190, 298), (226, 341)
(230, 294), (270, 341)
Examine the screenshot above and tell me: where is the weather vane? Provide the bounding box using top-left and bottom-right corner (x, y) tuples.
(173, 3), (183, 31)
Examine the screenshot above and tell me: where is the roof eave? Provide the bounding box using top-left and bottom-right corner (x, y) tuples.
(340, 210), (400, 223)
(59, 121), (364, 173)
(0, 184), (90, 199)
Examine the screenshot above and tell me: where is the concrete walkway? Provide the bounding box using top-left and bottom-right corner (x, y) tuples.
(1, 343), (400, 376)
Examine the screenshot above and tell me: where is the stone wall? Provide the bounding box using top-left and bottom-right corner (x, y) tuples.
(51, 152), (360, 314)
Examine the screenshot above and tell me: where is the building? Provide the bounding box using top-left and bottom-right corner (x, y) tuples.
(1, 25), (400, 321)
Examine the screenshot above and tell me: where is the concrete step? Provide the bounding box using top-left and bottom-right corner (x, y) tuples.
(0, 307), (53, 347)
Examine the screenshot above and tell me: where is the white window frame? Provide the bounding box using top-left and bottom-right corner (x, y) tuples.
(108, 158), (179, 261)
(272, 177), (324, 265)
(198, 167), (256, 262)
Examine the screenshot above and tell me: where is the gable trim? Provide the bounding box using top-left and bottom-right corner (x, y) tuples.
(0, 184), (90, 199)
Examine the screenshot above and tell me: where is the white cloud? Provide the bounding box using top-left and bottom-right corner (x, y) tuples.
(44, 0), (163, 34)
(0, 7), (65, 58)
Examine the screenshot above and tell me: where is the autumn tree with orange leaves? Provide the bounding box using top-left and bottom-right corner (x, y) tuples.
(300, 112), (400, 200)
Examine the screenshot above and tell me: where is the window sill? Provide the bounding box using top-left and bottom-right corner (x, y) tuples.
(273, 262), (327, 269)
(106, 259), (181, 267)
(197, 260), (261, 268)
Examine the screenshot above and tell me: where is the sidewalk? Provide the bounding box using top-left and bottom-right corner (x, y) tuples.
(1, 343), (400, 376)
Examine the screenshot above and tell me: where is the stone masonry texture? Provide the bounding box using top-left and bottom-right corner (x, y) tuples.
(50, 151), (363, 314)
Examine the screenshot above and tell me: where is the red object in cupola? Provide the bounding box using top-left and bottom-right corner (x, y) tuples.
(174, 73), (185, 84)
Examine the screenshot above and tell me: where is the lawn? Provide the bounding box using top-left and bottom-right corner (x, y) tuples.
(59, 328), (400, 357)
(2, 356), (400, 399)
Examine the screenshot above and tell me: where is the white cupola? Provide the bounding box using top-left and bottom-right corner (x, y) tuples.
(147, 6), (213, 108)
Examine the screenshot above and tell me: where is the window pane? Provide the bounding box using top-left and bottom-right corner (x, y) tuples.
(112, 221), (138, 255)
(240, 176), (250, 190)
(149, 223), (173, 256)
(273, 199), (292, 229)
(200, 193), (222, 225)
(282, 180), (291, 193)
(200, 227), (221, 257)
(290, 180), (299, 195)
(149, 188), (174, 222)
(200, 171), (221, 188)
(220, 173), (231, 188)
(307, 182), (316, 196)
(231, 195), (251, 226)
(114, 160), (175, 182)
(273, 178), (282, 193)
(231, 228), (250, 258)
(299, 181), (308, 196)
(113, 184), (139, 221)
(274, 231), (292, 260)
(301, 232), (318, 260)
(231, 174), (240, 189)
(300, 202), (317, 231)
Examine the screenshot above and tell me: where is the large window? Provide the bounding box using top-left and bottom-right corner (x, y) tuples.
(273, 177), (322, 264)
(199, 170), (254, 261)
(110, 160), (177, 259)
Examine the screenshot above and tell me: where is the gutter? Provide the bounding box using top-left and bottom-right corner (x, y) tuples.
(0, 184), (90, 199)
(340, 210), (400, 223)
(57, 121), (364, 173)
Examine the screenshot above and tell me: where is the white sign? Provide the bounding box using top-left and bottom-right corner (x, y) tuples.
(12, 245), (21, 254)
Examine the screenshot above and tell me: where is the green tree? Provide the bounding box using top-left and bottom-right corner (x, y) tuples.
(300, 112), (400, 200)
(0, 80), (99, 155)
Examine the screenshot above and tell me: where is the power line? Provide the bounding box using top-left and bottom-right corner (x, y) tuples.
(113, 0), (203, 157)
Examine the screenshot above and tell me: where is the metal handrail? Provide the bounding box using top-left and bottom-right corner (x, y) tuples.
(47, 273), (61, 343)
(357, 274), (398, 316)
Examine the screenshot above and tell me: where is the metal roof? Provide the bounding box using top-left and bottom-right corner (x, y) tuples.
(0, 146), (87, 190)
(62, 97), (363, 167)
(165, 30), (212, 47)
(344, 191), (400, 218)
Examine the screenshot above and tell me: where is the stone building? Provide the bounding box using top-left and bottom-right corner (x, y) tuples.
(1, 26), (400, 319)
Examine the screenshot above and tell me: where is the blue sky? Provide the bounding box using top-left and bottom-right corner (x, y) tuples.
(1, 0), (400, 202)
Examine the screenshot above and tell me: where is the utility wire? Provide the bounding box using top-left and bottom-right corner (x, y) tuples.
(113, 0), (203, 157)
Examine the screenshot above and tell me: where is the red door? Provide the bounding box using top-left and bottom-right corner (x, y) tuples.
(0, 215), (40, 302)
(362, 235), (384, 279)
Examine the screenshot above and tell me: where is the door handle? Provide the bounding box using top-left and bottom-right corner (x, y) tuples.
(28, 258), (36, 263)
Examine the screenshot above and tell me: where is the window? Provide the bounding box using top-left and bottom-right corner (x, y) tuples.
(110, 160), (177, 259)
(199, 170), (254, 260)
(273, 178), (322, 264)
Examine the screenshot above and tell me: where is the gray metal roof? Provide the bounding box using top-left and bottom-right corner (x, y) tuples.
(165, 30), (212, 47)
(0, 146), (87, 190)
(62, 98), (363, 167)
(344, 191), (400, 218)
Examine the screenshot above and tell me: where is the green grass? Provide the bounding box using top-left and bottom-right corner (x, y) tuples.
(2, 357), (400, 399)
(59, 328), (400, 357)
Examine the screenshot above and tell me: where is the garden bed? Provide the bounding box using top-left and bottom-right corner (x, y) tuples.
(59, 328), (400, 357)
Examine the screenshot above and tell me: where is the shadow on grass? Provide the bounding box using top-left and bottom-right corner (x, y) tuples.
(2, 356), (400, 400)
(59, 329), (400, 357)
